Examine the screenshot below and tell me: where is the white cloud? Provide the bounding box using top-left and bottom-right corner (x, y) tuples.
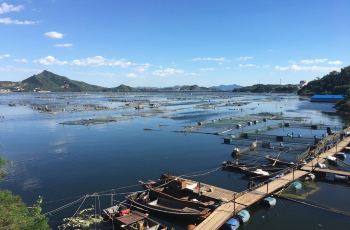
(72, 56), (133, 67)
(300, 59), (328, 64)
(13, 58), (27, 63)
(0, 2), (23, 14)
(0, 54), (10, 59)
(0, 17), (38, 25)
(33, 55), (137, 68)
(239, 63), (257, 68)
(191, 57), (228, 62)
(126, 73), (137, 78)
(237, 56), (254, 61)
(328, 60), (343, 65)
(275, 64), (339, 72)
(135, 63), (151, 73)
(153, 67), (185, 77)
(45, 31), (64, 39)
(199, 67), (214, 71)
(34, 56), (67, 65)
(54, 43), (73, 48)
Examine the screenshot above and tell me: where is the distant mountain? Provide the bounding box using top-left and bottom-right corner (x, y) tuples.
(108, 84), (138, 92)
(21, 70), (104, 92)
(0, 70), (234, 92)
(233, 84), (299, 93)
(298, 66), (350, 96)
(211, 84), (241, 91)
(137, 85), (212, 91)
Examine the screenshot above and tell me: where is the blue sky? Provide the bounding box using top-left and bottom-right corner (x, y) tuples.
(0, 0), (349, 87)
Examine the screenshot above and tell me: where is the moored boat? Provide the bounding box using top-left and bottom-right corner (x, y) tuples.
(126, 191), (210, 219)
(142, 177), (219, 210)
(103, 204), (167, 230)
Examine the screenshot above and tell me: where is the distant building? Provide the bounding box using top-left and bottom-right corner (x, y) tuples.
(310, 95), (344, 103)
(0, 89), (11, 93)
(299, 80), (308, 87)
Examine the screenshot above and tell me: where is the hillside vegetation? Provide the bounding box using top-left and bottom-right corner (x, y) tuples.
(298, 66), (350, 96)
(22, 70), (104, 92)
(233, 84), (299, 93)
(0, 70), (223, 92)
(298, 65), (350, 114)
(0, 156), (50, 229)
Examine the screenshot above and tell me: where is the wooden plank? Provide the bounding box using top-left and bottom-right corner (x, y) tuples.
(175, 177), (237, 202)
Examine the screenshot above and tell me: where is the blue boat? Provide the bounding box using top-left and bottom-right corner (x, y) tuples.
(310, 95), (344, 103)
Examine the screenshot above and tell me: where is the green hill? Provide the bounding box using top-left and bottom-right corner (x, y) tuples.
(298, 66), (350, 96)
(107, 84), (138, 92)
(233, 84), (299, 93)
(21, 70), (104, 92)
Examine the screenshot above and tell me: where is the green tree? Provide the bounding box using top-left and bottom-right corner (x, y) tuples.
(0, 156), (50, 229)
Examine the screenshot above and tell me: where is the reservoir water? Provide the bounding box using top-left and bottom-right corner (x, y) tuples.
(0, 92), (349, 229)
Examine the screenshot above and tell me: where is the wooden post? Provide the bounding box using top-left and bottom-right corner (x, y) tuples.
(336, 141), (338, 152)
(111, 191), (114, 206)
(198, 182), (201, 196)
(266, 182), (269, 194)
(233, 193), (236, 214)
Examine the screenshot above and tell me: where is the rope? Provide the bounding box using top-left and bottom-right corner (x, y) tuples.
(279, 195), (350, 217)
(44, 196), (85, 215)
(62, 195), (88, 230)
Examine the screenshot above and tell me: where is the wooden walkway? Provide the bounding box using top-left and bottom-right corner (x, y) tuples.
(194, 136), (350, 230)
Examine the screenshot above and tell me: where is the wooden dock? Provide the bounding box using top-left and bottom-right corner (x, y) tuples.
(194, 136), (350, 230)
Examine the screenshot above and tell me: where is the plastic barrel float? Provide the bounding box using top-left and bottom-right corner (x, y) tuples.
(304, 173), (316, 181)
(237, 210), (250, 223)
(225, 217), (240, 230)
(291, 181), (303, 190)
(231, 147), (240, 157)
(263, 196), (277, 207)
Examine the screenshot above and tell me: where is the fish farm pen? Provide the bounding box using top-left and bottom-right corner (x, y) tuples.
(42, 125), (350, 230)
(2, 92), (350, 230)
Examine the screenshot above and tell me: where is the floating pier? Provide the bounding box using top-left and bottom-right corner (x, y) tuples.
(194, 135), (350, 230)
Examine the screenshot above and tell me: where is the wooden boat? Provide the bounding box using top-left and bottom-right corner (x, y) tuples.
(264, 155), (295, 166)
(223, 161), (286, 172)
(222, 160), (255, 170)
(222, 161), (287, 179)
(103, 204), (167, 230)
(141, 176), (219, 210)
(126, 191), (210, 219)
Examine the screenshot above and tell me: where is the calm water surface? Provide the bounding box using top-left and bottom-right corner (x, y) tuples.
(0, 92), (349, 229)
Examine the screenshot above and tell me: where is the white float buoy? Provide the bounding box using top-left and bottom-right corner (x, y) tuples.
(237, 210), (250, 223)
(305, 173), (316, 181)
(263, 197), (277, 207)
(291, 181), (303, 190)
